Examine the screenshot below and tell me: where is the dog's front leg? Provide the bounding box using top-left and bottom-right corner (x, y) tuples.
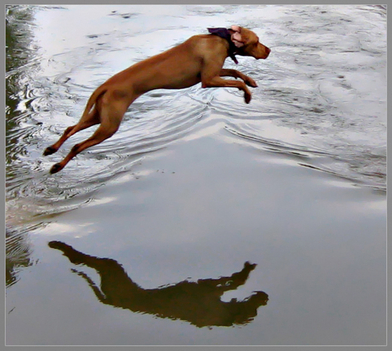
(219, 69), (258, 88)
(201, 64), (253, 104)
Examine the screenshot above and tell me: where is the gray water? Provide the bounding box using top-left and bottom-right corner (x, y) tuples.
(6, 5), (386, 346)
(6, 4), (386, 226)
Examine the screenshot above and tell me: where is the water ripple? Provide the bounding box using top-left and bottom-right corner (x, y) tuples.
(6, 4), (386, 228)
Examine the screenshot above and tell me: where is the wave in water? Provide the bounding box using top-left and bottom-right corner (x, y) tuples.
(6, 5), (386, 228)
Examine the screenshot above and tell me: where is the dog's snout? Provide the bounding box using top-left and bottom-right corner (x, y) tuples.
(257, 45), (270, 60)
(265, 46), (271, 58)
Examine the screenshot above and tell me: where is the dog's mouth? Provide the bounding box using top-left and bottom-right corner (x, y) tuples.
(261, 47), (271, 59)
(251, 46), (270, 60)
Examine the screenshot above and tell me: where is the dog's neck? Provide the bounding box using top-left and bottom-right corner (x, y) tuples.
(207, 28), (238, 64)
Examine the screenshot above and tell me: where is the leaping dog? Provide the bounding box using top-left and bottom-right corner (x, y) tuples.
(43, 26), (270, 173)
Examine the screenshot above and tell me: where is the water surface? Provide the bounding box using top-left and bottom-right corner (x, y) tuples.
(6, 5), (386, 346)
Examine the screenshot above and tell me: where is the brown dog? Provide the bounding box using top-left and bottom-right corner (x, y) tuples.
(44, 25), (270, 173)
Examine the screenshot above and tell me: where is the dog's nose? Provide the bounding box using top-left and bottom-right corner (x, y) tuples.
(266, 47), (271, 56)
(261, 46), (271, 59)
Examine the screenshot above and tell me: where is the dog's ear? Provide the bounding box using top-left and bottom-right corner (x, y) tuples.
(230, 25), (245, 48)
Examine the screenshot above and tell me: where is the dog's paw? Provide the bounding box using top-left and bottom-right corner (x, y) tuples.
(43, 146), (57, 156)
(245, 77), (258, 88)
(50, 163), (63, 174)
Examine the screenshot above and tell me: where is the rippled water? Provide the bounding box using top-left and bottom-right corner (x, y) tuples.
(5, 5), (387, 345)
(6, 5), (386, 229)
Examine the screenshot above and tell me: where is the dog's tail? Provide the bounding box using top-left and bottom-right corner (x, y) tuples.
(81, 85), (108, 117)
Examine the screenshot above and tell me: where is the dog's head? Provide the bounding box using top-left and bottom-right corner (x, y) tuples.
(230, 25), (270, 60)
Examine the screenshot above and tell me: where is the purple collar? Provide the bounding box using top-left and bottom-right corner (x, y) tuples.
(207, 27), (238, 64)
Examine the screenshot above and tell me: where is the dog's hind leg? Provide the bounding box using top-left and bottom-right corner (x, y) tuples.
(43, 86), (107, 156)
(43, 107), (100, 156)
(49, 102), (126, 174)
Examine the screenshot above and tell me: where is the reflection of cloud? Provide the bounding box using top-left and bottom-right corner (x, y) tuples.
(40, 222), (96, 238)
(89, 196), (117, 206)
(49, 240), (269, 328)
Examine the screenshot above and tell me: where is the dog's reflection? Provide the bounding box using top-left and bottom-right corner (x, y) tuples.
(48, 241), (268, 328)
